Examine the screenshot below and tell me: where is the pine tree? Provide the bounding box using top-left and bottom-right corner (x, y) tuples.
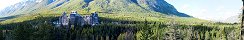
(205, 31), (210, 40)
(13, 24), (33, 40)
(241, 0), (244, 39)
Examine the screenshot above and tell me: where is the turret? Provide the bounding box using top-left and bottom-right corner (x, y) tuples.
(91, 12), (99, 26)
(59, 12), (69, 27)
(69, 11), (77, 26)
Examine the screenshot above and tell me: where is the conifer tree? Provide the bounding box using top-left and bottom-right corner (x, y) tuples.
(242, 0), (244, 39)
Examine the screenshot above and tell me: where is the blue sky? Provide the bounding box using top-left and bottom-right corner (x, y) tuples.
(0, 0), (242, 21)
(165, 0), (242, 21)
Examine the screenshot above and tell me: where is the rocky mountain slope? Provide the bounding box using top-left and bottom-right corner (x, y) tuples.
(0, 0), (190, 18)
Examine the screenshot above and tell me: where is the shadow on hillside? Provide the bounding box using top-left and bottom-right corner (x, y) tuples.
(0, 16), (217, 31)
(0, 16), (140, 40)
(0, 15), (21, 22)
(0, 15), (232, 40)
(192, 25), (214, 32)
(0, 16), (58, 30)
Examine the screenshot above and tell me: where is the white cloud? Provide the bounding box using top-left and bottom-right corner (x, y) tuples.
(36, 0), (43, 3)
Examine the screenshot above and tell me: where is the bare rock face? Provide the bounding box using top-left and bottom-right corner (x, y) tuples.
(0, 0), (57, 17)
(0, 0), (191, 18)
(135, 0), (190, 17)
(87, 0), (190, 17)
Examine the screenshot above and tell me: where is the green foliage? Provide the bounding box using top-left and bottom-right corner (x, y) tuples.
(205, 31), (210, 40)
(0, 9), (240, 40)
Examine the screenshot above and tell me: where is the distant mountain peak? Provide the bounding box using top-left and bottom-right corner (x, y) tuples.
(137, 0), (190, 17)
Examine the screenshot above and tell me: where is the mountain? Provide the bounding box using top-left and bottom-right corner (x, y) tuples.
(0, 0), (57, 17)
(0, 0), (239, 40)
(0, 0), (190, 18)
(135, 0), (190, 17)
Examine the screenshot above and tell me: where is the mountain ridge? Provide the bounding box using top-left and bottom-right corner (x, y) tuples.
(0, 0), (191, 18)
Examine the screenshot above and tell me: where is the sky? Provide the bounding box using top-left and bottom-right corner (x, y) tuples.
(165, 0), (242, 21)
(0, 0), (21, 10)
(0, 0), (242, 22)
